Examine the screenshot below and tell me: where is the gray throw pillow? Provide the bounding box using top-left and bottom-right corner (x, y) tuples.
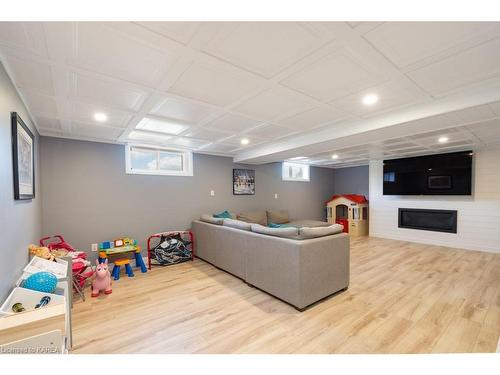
(251, 224), (299, 238)
(237, 211), (268, 226)
(299, 224), (344, 239)
(200, 214), (224, 225)
(266, 210), (290, 225)
(223, 218), (252, 231)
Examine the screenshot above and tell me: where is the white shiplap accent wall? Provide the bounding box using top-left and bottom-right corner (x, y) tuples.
(369, 147), (500, 254)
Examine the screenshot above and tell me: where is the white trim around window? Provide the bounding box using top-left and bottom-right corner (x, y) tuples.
(282, 162), (310, 182)
(125, 144), (193, 177)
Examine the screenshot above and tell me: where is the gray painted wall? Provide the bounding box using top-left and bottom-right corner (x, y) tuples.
(0, 62), (42, 301)
(40, 137), (335, 254)
(332, 165), (369, 198)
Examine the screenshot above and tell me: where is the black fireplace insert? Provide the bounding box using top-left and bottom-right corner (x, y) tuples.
(398, 208), (457, 233)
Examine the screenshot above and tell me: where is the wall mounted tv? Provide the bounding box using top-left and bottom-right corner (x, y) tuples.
(383, 150), (473, 195)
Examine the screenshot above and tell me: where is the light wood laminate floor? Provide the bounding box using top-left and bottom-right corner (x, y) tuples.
(70, 237), (500, 353)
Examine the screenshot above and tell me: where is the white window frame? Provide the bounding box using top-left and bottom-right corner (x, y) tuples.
(125, 144), (193, 177)
(282, 162), (310, 182)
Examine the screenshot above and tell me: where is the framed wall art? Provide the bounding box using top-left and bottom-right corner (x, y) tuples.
(11, 112), (35, 200)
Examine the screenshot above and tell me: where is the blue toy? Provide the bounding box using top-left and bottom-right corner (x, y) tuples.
(23, 272), (58, 293)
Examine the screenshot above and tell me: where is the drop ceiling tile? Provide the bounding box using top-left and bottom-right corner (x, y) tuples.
(234, 86), (314, 121)
(488, 101), (500, 117)
(0, 22), (48, 57)
(364, 22), (499, 68)
(137, 22), (200, 44)
(244, 124), (296, 139)
(62, 23), (181, 87)
(168, 60), (262, 106)
(198, 143), (237, 154)
(466, 119), (500, 143)
(218, 134), (267, 146)
(407, 38), (500, 96)
(73, 73), (148, 112)
(201, 22), (325, 78)
(281, 48), (387, 101)
(207, 112), (261, 133)
(34, 116), (62, 130)
(4, 56), (54, 95)
(22, 91), (59, 116)
(451, 104), (498, 125)
(184, 127), (231, 142)
(331, 78), (427, 116)
(70, 122), (123, 140)
(149, 96), (216, 124)
(167, 136), (210, 149)
(71, 101), (132, 128)
(277, 107), (346, 130)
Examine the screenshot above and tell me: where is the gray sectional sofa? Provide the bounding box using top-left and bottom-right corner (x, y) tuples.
(191, 211), (350, 310)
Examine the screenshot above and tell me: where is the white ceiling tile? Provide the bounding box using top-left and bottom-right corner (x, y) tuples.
(281, 48), (387, 101)
(0, 22), (48, 57)
(466, 119), (500, 143)
(149, 96), (216, 124)
(451, 104), (498, 125)
(277, 106), (346, 130)
(170, 136), (210, 149)
(34, 116), (62, 130)
(70, 23), (181, 87)
(201, 22), (325, 78)
(136, 22), (200, 44)
(331, 78), (427, 116)
(219, 134), (266, 146)
(71, 101), (132, 128)
(70, 122), (123, 140)
(73, 73), (148, 112)
(4, 56), (54, 95)
(364, 22), (499, 68)
(244, 124), (296, 139)
(198, 143), (237, 154)
(234, 86), (313, 121)
(184, 127), (230, 142)
(21, 91), (59, 116)
(488, 101), (500, 117)
(168, 60), (262, 106)
(207, 112), (261, 133)
(407, 38), (500, 96)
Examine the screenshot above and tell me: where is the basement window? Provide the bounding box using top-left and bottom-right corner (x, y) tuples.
(282, 162), (310, 182)
(125, 145), (193, 176)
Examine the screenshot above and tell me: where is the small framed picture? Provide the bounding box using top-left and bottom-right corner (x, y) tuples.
(11, 112), (35, 200)
(233, 169), (255, 195)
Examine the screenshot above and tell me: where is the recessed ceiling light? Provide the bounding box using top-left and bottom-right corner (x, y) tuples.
(136, 117), (188, 135)
(362, 94), (379, 106)
(94, 112), (108, 122)
(290, 156), (307, 160)
(240, 138), (250, 145)
(438, 136), (449, 143)
(331, 154), (339, 159)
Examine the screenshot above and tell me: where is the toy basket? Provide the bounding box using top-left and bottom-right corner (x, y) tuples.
(147, 231), (194, 270)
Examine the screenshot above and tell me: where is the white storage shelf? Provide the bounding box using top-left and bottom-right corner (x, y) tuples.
(0, 256), (73, 353)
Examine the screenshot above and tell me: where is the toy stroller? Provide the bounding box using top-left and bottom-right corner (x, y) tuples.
(40, 235), (93, 301)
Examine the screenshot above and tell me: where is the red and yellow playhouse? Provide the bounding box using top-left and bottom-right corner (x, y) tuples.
(326, 194), (369, 236)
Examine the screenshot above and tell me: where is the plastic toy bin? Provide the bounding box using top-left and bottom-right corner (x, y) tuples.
(0, 287), (64, 316)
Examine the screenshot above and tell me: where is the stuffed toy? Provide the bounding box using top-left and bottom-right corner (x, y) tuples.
(28, 244), (55, 261)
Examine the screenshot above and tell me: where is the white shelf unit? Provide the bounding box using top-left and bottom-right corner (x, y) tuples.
(0, 256), (73, 353)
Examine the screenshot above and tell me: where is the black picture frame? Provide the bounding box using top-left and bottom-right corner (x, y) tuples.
(11, 112), (35, 200)
(233, 169), (255, 195)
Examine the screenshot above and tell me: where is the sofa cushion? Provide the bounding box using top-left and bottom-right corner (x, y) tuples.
(213, 210), (232, 219)
(288, 219), (330, 228)
(266, 210), (290, 225)
(299, 224), (344, 239)
(223, 218), (252, 231)
(251, 224), (299, 238)
(200, 214), (224, 225)
(237, 211), (267, 226)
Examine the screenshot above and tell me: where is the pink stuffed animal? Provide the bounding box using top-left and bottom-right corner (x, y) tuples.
(91, 259), (112, 297)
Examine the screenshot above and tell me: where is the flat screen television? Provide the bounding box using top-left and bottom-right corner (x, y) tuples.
(383, 151), (473, 195)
